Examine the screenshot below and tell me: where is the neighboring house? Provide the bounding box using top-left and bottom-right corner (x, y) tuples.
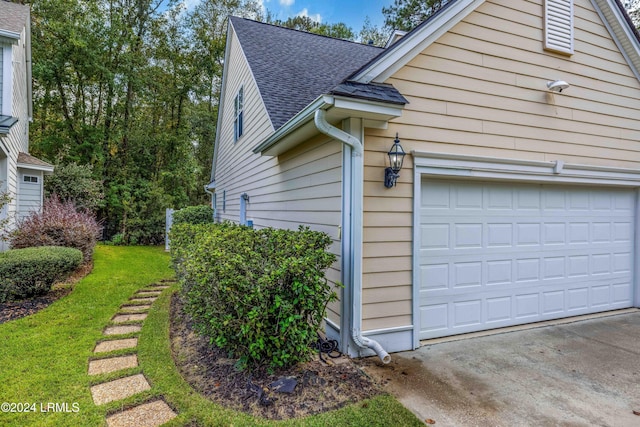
(209, 0), (640, 361)
(0, 1), (53, 248)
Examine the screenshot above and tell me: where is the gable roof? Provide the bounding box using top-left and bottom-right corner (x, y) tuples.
(229, 17), (397, 130)
(17, 152), (54, 173)
(0, 1), (29, 39)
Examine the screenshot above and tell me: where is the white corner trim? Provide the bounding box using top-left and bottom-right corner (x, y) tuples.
(2, 45), (13, 117)
(353, 0), (485, 84)
(412, 151), (640, 186)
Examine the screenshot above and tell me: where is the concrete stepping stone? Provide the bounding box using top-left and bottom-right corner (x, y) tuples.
(94, 338), (138, 353)
(104, 325), (141, 336)
(134, 293), (160, 299)
(91, 374), (151, 405)
(106, 400), (177, 427)
(128, 298), (156, 304)
(119, 305), (151, 313)
(112, 313), (148, 323)
(89, 355), (138, 376)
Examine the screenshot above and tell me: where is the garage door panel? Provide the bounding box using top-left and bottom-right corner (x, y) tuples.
(419, 180), (636, 340)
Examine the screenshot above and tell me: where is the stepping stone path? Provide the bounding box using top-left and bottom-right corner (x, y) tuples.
(89, 282), (178, 427)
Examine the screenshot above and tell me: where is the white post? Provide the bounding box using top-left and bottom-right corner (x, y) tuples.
(165, 208), (174, 251)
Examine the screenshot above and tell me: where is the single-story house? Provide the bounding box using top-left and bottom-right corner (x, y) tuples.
(208, 0), (640, 362)
(0, 1), (53, 249)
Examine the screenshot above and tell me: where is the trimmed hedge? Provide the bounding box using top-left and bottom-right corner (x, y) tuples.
(172, 205), (214, 226)
(170, 222), (338, 371)
(0, 246), (83, 302)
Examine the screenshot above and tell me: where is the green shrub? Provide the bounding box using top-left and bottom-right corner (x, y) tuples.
(172, 205), (214, 226)
(0, 246), (83, 302)
(170, 223), (338, 371)
(44, 162), (105, 213)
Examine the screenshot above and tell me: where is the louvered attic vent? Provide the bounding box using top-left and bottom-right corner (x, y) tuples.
(544, 0), (574, 55)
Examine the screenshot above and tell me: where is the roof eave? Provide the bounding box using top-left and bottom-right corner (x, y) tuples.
(590, 0), (640, 81)
(17, 161), (54, 174)
(253, 95), (405, 157)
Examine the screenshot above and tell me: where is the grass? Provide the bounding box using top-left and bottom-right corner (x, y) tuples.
(0, 245), (423, 426)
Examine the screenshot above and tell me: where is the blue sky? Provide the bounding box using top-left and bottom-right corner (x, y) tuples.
(260, 0), (391, 31)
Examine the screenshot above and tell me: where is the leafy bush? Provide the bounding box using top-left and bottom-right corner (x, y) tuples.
(44, 162), (105, 213)
(170, 223), (338, 371)
(0, 246), (83, 302)
(9, 196), (102, 262)
(0, 186), (10, 233)
(172, 205), (214, 226)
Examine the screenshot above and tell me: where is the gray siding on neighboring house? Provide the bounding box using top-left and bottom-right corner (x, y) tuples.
(17, 170), (42, 220)
(214, 28), (344, 324)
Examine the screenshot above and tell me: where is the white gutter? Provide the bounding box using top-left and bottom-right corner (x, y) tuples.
(314, 109), (391, 364)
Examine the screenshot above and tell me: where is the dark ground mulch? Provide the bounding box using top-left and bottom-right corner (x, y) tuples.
(170, 293), (383, 420)
(0, 262), (93, 324)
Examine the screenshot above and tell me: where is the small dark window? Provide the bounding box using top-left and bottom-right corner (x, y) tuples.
(23, 175), (38, 183)
(234, 86), (244, 142)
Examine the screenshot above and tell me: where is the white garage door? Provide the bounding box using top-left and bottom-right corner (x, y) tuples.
(419, 179), (635, 340)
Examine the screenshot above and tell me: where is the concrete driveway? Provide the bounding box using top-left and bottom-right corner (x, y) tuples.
(359, 310), (640, 426)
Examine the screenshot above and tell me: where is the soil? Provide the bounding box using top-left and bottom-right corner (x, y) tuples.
(169, 294), (383, 420)
(0, 262), (93, 324)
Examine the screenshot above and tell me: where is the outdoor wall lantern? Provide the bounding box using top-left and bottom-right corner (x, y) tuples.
(384, 133), (406, 188)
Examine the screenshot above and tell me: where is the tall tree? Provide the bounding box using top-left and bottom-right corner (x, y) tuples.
(265, 14), (356, 40)
(382, 0), (450, 32)
(359, 16), (390, 47)
(627, 0), (640, 27)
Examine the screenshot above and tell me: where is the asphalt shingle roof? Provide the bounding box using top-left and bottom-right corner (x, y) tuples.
(0, 1), (29, 35)
(17, 152), (54, 169)
(229, 17), (401, 130)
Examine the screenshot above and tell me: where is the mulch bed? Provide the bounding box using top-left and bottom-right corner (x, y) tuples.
(170, 294), (383, 420)
(0, 262), (93, 324)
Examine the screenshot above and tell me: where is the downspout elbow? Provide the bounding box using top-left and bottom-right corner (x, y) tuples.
(354, 331), (391, 364)
(314, 110), (363, 155)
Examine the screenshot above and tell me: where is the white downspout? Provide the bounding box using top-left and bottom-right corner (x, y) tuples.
(314, 109), (391, 364)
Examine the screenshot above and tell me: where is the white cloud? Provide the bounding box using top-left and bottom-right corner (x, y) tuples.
(279, 0), (295, 6)
(297, 8), (321, 23)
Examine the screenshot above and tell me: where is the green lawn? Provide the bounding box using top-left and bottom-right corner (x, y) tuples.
(0, 245), (422, 426)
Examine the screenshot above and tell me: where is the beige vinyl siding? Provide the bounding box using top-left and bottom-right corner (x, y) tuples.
(215, 28), (343, 324)
(361, 0), (640, 331)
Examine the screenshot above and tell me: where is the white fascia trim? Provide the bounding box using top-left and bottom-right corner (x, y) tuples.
(413, 151), (640, 186)
(252, 96), (328, 155)
(590, 0), (640, 81)
(353, 0), (485, 84)
(210, 24), (236, 185)
(17, 163), (54, 174)
(331, 96), (405, 118)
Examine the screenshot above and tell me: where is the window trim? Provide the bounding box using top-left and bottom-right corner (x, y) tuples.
(23, 175), (38, 183)
(234, 86), (244, 142)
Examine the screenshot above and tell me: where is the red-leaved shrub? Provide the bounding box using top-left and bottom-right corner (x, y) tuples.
(9, 196), (102, 262)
